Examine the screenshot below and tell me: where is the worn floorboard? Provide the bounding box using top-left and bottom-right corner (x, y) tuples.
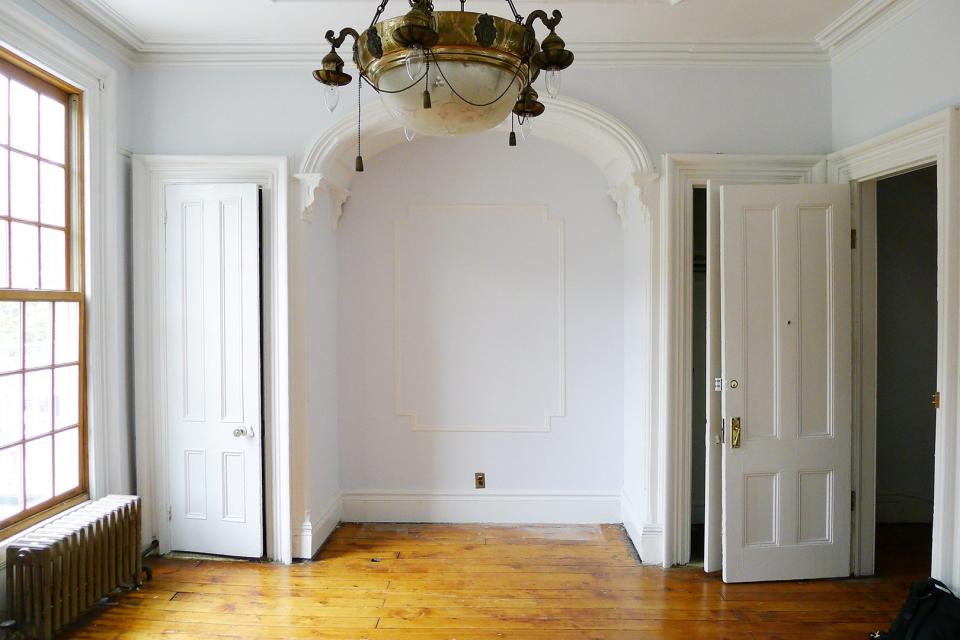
(59, 523), (929, 639)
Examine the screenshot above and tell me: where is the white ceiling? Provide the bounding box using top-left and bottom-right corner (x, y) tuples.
(45, 0), (898, 66)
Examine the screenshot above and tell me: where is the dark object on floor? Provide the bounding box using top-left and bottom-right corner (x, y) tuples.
(871, 578), (960, 639)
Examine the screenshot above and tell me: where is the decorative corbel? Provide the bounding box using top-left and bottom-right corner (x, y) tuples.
(295, 173), (351, 229)
(609, 172), (659, 229)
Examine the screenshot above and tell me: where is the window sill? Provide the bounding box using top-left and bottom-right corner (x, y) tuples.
(0, 494), (90, 546)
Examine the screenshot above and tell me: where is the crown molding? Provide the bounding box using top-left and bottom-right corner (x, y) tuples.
(63, 0), (145, 49)
(816, 0), (927, 63)
(32, 0), (138, 65)
(120, 40), (829, 68)
(53, 0), (829, 68)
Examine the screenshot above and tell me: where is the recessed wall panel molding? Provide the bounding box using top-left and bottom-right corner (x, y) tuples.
(394, 204), (565, 432)
(219, 198), (245, 423)
(221, 451), (246, 523)
(184, 449), (207, 520)
(181, 201), (206, 422)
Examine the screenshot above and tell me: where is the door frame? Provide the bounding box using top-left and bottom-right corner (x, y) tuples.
(827, 108), (960, 580)
(132, 155), (292, 563)
(661, 154), (828, 566)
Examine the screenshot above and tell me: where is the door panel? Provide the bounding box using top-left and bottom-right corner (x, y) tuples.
(165, 183), (263, 558)
(720, 184), (851, 583)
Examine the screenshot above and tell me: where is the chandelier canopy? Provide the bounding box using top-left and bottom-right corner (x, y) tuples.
(313, 0), (575, 170)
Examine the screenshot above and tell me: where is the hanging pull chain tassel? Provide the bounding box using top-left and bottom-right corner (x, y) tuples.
(356, 76), (364, 172)
(423, 59), (432, 109)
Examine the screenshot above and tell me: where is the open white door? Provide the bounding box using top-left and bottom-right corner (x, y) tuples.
(703, 181), (723, 573)
(164, 183), (263, 558)
(720, 184), (852, 583)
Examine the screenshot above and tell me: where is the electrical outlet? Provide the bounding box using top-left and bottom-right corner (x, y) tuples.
(475, 472), (486, 489)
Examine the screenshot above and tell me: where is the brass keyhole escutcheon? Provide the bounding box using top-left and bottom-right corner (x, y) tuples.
(730, 379), (739, 389)
(731, 417), (742, 449)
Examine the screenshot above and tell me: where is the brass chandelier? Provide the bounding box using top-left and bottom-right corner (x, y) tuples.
(313, 0), (575, 171)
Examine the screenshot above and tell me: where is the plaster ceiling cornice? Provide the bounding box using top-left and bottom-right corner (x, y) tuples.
(816, 0), (927, 62)
(46, 0), (922, 68)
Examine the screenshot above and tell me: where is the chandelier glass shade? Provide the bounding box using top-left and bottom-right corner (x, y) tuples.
(359, 11), (528, 136)
(313, 0), (575, 169)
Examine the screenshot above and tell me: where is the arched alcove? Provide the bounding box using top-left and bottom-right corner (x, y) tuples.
(295, 97), (658, 228)
(290, 97), (667, 566)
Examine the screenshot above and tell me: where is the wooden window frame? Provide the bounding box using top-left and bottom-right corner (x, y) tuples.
(0, 47), (87, 541)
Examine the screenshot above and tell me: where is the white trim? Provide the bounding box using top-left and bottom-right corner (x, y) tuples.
(341, 491), (621, 524)
(292, 496), (342, 560)
(0, 0), (124, 501)
(659, 154), (827, 568)
(48, 3), (830, 68)
(816, 0), (927, 63)
(129, 41), (829, 68)
(827, 108), (957, 586)
(62, 0), (146, 50)
(621, 491), (663, 565)
(296, 96), (657, 224)
(32, 0), (139, 66)
(132, 155), (292, 564)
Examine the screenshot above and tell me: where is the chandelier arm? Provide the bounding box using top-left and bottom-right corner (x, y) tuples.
(524, 9), (562, 30)
(427, 49), (525, 108)
(325, 27), (361, 49)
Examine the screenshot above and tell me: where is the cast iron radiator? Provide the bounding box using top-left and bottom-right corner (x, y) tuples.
(4, 495), (143, 639)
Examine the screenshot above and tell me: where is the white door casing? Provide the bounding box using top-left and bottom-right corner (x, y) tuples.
(164, 183), (263, 558)
(720, 184), (852, 583)
(703, 181), (723, 574)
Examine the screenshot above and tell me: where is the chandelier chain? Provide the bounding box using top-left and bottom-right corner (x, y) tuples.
(358, 69), (427, 94)
(428, 49), (524, 108)
(357, 77), (362, 158)
(503, 0), (523, 23)
(369, 0), (391, 28)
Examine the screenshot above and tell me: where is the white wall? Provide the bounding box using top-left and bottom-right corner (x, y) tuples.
(129, 65), (834, 160)
(336, 133), (625, 517)
(832, 0), (960, 149)
(125, 61), (833, 544)
(876, 166), (938, 523)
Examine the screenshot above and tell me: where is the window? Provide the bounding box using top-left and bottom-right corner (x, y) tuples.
(0, 49), (85, 537)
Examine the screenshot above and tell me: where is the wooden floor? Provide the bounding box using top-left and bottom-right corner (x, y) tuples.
(60, 523), (930, 639)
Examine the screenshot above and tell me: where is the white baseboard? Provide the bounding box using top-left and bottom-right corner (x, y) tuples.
(340, 491), (621, 524)
(621, 491), (663, 565)
(877, 492), (934, 524)
(292, 496), (342, 560)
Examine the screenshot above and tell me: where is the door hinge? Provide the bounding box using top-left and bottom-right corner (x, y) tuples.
(851, 490), (856, 512)
(851, 229), (857, 249)
(933, 391), (941, 409)
(167, 505), (172, 521)
(714, 377), (723, 392)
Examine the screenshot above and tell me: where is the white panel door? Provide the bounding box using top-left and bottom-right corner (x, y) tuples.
(703, 181), (723, 574)
(720, 184), (852, 583)
(164, 183), (263, 558)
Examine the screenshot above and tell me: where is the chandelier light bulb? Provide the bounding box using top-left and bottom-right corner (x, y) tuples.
(404, 127), (416, 142)
(545, 69), (562, 98)
(521, 116), (533, 140)
(324, 84), (340, 112)
(405, 44), (426, 81)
